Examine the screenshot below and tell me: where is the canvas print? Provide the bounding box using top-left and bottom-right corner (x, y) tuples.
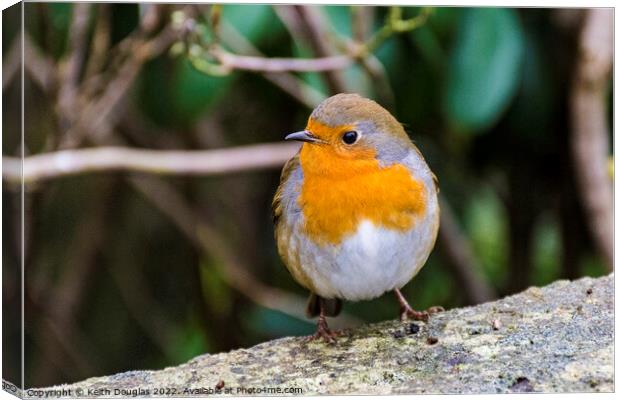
(1, 2), (614, 397)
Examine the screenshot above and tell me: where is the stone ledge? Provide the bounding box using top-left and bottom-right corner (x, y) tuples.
(34, 274), (613, 396)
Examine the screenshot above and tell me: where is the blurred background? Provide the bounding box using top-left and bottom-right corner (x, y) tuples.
(2, 3), (613, 389)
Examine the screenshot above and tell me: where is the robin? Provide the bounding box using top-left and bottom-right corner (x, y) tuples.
(272, 93), (442, 342)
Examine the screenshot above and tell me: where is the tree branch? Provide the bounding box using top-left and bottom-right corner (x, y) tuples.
(22, 34), (58, 93)
(3, 142), (300, 184)
(181, 6), (431, 108)
(570, 9), (613, 271)
(212, 49), (353, 72)
(60, 11), (180, 148)
(2, 36), (21, 90)
(58, 3), (91, 101)
(83, 4), (111, 81)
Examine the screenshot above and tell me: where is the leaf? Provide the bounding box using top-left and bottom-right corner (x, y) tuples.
(426, 7), (461, 41)
(505, 29), (553, 140)
(443, 8), (525, 133)
(136, 56), (235, 128)
(171, 59), (235, 125)
(46, 2), (73, 58)
(222, 4), (281, 44)
(410, 25), (444, 72)
(323, 5), (352, 38)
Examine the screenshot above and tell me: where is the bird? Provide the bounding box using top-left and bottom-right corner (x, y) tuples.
(272, 93), (441, 342)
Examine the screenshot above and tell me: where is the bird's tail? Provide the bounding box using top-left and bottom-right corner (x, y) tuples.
(306, 293), (342, 318)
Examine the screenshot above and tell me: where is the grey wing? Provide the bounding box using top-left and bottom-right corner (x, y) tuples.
(401, 145), (439, 194)
(271, 154), (302, 228)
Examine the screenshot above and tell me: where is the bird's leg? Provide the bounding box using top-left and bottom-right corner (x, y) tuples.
(311, 300), (337, 343)
(394, 288), (444, 322)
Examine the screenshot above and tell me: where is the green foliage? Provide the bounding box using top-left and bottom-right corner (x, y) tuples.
(245, 307), (314, 339)
(505, 28), (553, 139)
(169, 318), (208, 365)
(138, 4), (285, 126)
(49, 3), (72, 29)
(464, 186), (509, 288)
(221, 4), (279, 44)
(410, 24), (444, 71)
(171, 60), (236, 125)
(581, 255), (608, 278)
(531, 213), (561, 287)
(324, 6), (353, 37)
(199, 259), (232, 318)
(443, 8), (525, 133)
(47, 3), (72, 58)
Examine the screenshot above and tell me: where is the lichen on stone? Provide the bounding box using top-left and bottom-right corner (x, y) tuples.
(35, 274), (613, 397)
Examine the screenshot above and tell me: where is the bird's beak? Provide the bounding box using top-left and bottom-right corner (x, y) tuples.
(285, 130), (321, 143)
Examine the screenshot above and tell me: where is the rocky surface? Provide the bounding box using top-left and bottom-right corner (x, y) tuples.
(33, 274), (613, 396)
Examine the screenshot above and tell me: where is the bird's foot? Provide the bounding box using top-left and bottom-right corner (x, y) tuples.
(400, 305), (429, 322)
(308, 315), (338, 344)
(400, 305), (444, 322)
(394, 288), (444, 322)
(310, 327), (338, 344)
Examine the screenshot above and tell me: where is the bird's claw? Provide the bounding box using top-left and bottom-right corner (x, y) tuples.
(310, 328), (337, 344)
(400, 306), (429, 322)
(426, 305), (445, 314)
(307, 315), (339, 344)
(400, 305), (444, 322)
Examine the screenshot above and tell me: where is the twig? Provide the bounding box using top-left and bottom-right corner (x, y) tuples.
(3, 142), (300, 184)
(139, 3), (163, 33)
(351, 6), (371, 43)
(438, 196), (496, 304)
(273, 5), (308, 46)
(22, 34), (58, 93)
(570, 9), (613, 271)
(212, 48), (352, 72)
(363, 7), (432, 55)
(60, 25), (180, 148)
(58, 5), (184, 149)
(2, 37), (21, 89)
(357, 53), (396, 111)
(294, 5), (348, 93)
(60, 3), (91, 91)
(218, 20), (324, 108)
(273, 5), (349, 94)
(182, 5), (429, 106)
(83, 4), (111, 80)
(57, 3), (92, 137)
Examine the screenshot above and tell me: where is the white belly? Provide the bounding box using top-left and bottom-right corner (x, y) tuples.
(287, 212), (438, 301)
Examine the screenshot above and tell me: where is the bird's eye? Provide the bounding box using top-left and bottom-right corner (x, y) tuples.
(342, 131), (358, 145)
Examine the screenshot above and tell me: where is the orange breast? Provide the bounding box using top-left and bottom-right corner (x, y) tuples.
(298, 144), (427, 245)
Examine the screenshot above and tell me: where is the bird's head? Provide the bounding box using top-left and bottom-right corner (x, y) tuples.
(286, 93), (411, 176)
